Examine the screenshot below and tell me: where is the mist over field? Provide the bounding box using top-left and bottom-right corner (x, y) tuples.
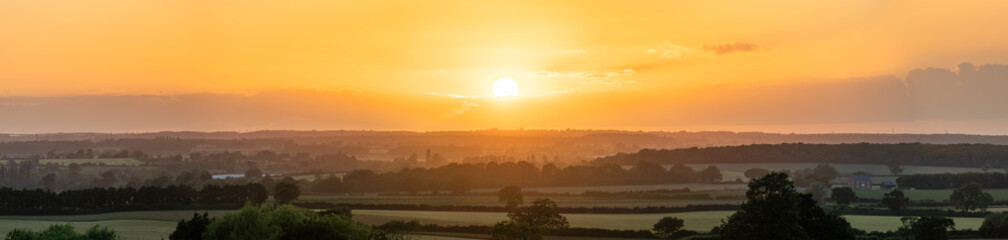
(4, 1), (1008, 239)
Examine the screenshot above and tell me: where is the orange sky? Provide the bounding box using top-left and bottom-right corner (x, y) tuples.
(3, 1), (1008, 133)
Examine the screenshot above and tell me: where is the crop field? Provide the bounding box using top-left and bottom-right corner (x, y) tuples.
(854, 189), (1008, 201)
(353, 210), (985, 232)
(300, 194), (743, 208)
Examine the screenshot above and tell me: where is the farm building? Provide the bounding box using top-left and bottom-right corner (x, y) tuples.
(881, 181), (897, 190)
(849, 175), (871, 189)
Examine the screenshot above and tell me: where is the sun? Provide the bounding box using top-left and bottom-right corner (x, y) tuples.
(492, 78), (519, 97)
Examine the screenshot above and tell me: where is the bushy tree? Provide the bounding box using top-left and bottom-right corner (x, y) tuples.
(882, 190), (910, 213)
(898, 216), (954, 240)
(490, 198), (569, 239)
(718, 172), (853, 240)
(244, 168), (263, 179)
(743, 168), (770, 180)
(202, 204), (374, 240)
(806, 182), (829, 204)
(830, 187), (856, 205)
(498, 186), (524, 209)
(950, 182), (993, 213)
(980, 212), (1008, 238)
(887, 160), (904, 176)
(506, 198), (569, 230)
(652, 217), (685, 240)
(489, 220), (547, 240)
(697, 165), (723, 183)
(273, 182), (301, 204)
(169, 212), (210, 240)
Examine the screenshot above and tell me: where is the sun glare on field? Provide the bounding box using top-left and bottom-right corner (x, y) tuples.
(492, 78), (519, 97)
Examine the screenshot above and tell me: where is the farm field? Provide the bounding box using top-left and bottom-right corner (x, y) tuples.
(299, 194), (743, 208)
(353, 210), (985, 232)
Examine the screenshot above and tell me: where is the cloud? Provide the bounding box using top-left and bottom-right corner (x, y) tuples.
(533, 69), (636, 86)
(702, 42), (765, 55)
(648, 41), (765, 59)
(533, 69), (635, 79)
(579, 79), (636, 85)
(453, 101), (480, 114)
(647, 41), (700, 60)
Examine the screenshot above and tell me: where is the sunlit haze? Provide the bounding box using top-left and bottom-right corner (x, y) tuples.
(3, 0), (1008, 133)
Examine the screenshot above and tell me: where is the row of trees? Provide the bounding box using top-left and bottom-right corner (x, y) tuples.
(6, 224), (118, 240)
(831, 183), (994, 213)
(0, 184), (270, 211)
(897, 172), (1008, 189)
(597, 143), (1008, 168)
(325, 161), (723, 193)
(169, 204), (381, 240)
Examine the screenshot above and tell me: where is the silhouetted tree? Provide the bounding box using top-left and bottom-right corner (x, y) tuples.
(498, 186), (523, 209)
(652, 217), (685, 240)
(882, 190), (910, 213)
(950, 182), (993, 213)
(743, 168), (770, 180)
(273, 181), (300, 204)
(169, 212), (210, 240)
(831, 187), (856, 205)
(244, 168), (263, 179)
(898, 216), (954, 240)
(506, 198), (569, 230)
(696, 165), (722, 183)
(980, 212), (1008, 238)
(718, 172), (853, 240)
(887, 160), (904, 176)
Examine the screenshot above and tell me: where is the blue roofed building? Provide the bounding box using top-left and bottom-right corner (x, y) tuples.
(881, 181), (897, 190)
(849, 175), (871, 190)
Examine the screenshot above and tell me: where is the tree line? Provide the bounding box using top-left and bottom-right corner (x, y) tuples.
(596, 143), (1008, 168)
(323, 161), (724, 193)
(0, 184), (267, 213)
(897, 172), (1008, 189)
